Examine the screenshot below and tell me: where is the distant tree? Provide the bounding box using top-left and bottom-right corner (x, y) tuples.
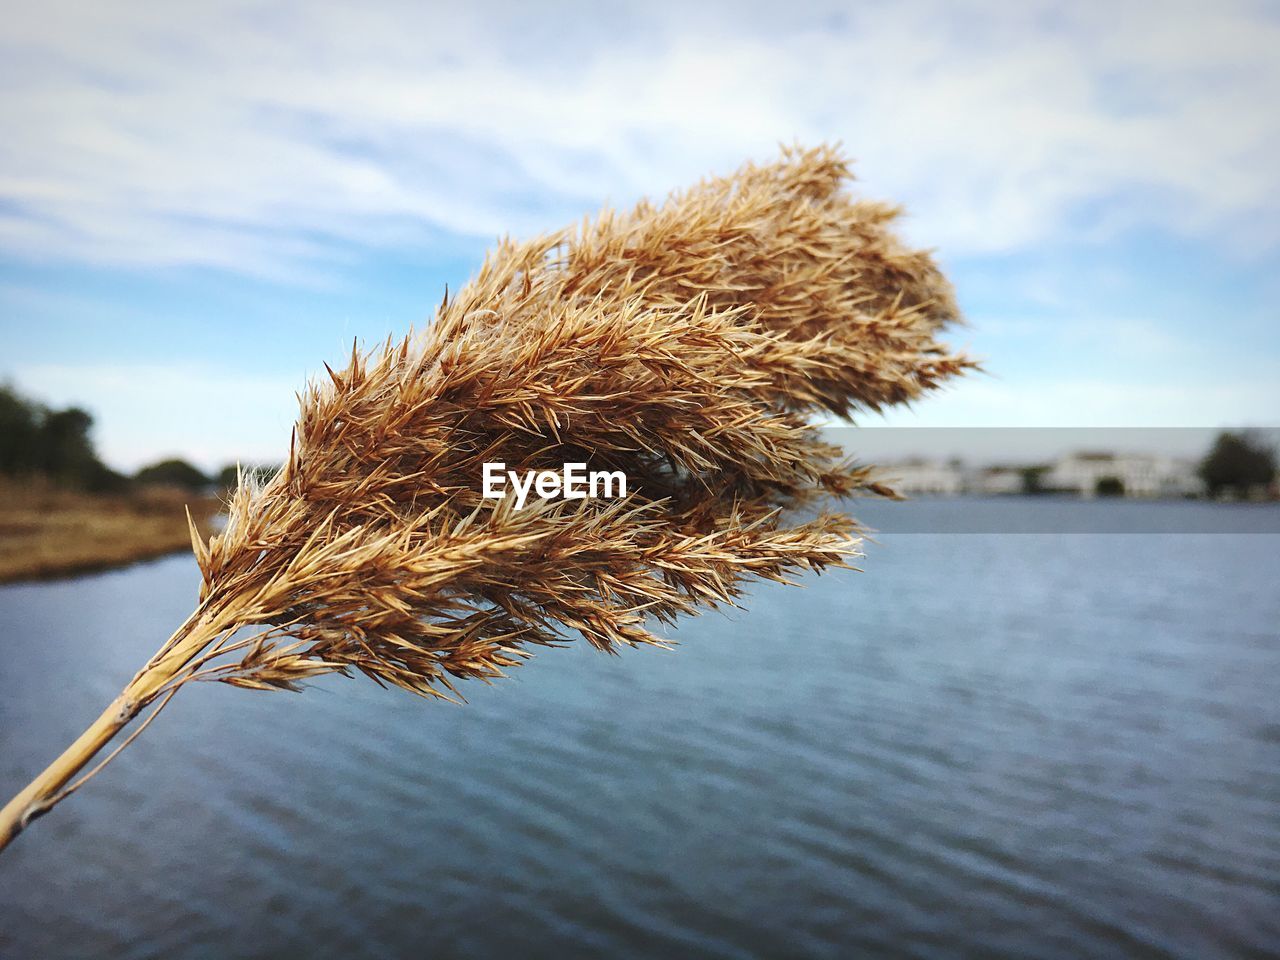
(135, 458), (209, 491)
(0, 383), (126, 491)
(0, 385), (42, 475)
(83, 462), (133, 494)
(38, 407), (98, 482)
(1094, 476), (1125, 497)
(1020, 464), (1050, 495)
(1199, 432), (1276, 498)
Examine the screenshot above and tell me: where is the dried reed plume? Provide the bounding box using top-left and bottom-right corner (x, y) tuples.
(0, 145), (972, 853)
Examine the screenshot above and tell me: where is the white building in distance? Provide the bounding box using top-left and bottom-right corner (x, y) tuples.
(871, 452), (1206, 499)
(878, 458), (965, 496)
(1043, 452), (1204, 498)
(976, 466), (1026, 496)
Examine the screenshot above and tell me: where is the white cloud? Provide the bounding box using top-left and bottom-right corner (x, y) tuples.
(1, 0), (1278, 276)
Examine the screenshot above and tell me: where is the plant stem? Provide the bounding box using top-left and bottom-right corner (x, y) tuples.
(0, 695), (137, 851)
(0, 609), (220, 854)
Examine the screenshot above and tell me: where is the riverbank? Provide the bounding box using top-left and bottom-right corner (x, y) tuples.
(0, 483), (220, 584)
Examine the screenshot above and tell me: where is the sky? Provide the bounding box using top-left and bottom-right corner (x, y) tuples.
(1, 0), (1278, 472)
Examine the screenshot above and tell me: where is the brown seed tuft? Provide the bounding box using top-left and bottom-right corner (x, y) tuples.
(0, 144), (972, 852)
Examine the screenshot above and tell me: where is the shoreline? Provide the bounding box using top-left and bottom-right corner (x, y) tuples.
(0, 543), (202, 586)
(0, 484), (220, 586)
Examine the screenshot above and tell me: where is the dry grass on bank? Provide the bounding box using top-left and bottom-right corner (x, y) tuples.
(0, 482), (220, 584)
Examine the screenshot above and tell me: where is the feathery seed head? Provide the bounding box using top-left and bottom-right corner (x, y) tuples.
(190, 144), (973, 698)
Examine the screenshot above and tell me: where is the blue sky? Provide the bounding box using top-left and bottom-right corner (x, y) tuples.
(1, 0), (1278, 470)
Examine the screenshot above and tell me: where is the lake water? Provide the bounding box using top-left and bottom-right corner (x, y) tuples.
(1, 499), (1278, 958)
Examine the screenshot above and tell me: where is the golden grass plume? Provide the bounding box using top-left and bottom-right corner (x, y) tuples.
(0, 144), (973, 852)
